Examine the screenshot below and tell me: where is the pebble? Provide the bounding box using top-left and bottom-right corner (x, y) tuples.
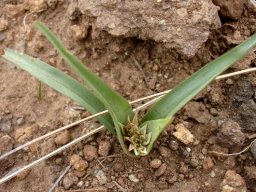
(47, 0), (58, 8)
(54, 130), (70, 145)
(217, 120), (245, 147)
(16, 117), (24, 126)
(190, 156), (199, 168)
(39, 138), (56, 156)
(0, 135), (13, 154)
(94, 169), (107, 185)
(128, 174), (139, 183)
(17, 169), (30, 180)
(0, 32), (6, 42)
(157, 180), (168, 189)
(202, 157), (214, 171)
(244, 166), (256, 180)
(114, 162), (125, 172)
(5, 4), (25, 18)
(98, 140), (112, 157)
(77, 181), (84, 188)
(63, 174), (78, 190)
(221, 170), (247, 192)
(158, 146), (171, 158)
(210, 171), (216, 178)
(0, 18), (8, 32)
(172, 123), (194, 145)
(0, 114), (13, 133)
(250, 141), (256, 160)
(169, 140), (179, 151)
(14, 126), (37, 143)
(83, 144), (98, 161)
(70, 25), (88, 40)
(70, 154), (88, 172)
(150, 159), (162, 169)
(155, 163), (167, 177)
(24, 0), (48, 12)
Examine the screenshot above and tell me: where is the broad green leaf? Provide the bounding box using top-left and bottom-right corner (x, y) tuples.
(2, 49), (115, 134)
(142, 33), (256, 122)
(141, 118), (173, 155)
(35, 22), (135, 156)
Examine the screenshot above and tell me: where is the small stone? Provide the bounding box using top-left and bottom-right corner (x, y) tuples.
(83, 144), (98, 161)
(16, 117), (25, 126)
(5, 4), (25, 18)
(169, 140), (179, 151)
(158, 146), (171, 158)
(155, 163), (167, 177)
(0, 135), (13, 154)
(190, 156), (199, 168)
(15, 126), (37, 143)
(210, 108), (218, 116)
(250, 141), (256, 160)
(202, 157), (214, 171)
(70, 25), (88, 40)
(24, 0), (48, 12)
(217, 120), (245, 147)
(210, 171), (216, 178)
(98, 140), (112, 157)
(173, 123), (194, 145)
(0, 32), (6, 42)
(47, 0), (58, 8)
(128, 174), (139, 183)
(150, 159), (162, 169)
(0, 18), (8, 32)
(63, 174), (78, 190)
(0, 114), (12, 133)
(54, 130), (70, 145)
(39, 138), (56, 156)
(77, 181), (84, 188)
(114, 162), (125, 172)
(157, 180), (168, 189)
(70, 154), (88, 172)
(221, 170), (247, 192)
(94, 169), (107, 185)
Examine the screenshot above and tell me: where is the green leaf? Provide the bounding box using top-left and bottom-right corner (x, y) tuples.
(141, 118), (173, 156)
(35, 22), (135, 156)
(2, 48), (115, 134)
(142, 33), (256, 122)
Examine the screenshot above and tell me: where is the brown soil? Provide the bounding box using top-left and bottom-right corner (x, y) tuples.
(0, 0), (256, 192)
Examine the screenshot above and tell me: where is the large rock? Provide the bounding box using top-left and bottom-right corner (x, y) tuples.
(72, 0), (221, 57)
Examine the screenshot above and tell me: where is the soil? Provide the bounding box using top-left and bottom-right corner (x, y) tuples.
(0, 0), (256, 192)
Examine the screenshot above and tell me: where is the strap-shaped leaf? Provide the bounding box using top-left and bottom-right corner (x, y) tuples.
(142, 33), (256, 122)
(35, 22), (135, 156)
(2, 49), (115, 134)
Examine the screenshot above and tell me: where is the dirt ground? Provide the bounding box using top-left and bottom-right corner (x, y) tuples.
(0, 0), (256, 192)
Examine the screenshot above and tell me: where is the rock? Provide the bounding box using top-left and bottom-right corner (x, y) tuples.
(70, 154), (88, 172)
(190, 156), (199, 168)
(150, 159), (162, 169)
(4, 4), (25, 18)
(157, 180), (168, 189)
(73, 0), (220, 57)
(0, 18), (8, 32)
(217, 120), (245, 147)
(250, 141), (256, 160)
(83, 144), (98, 161)
(16, 117), (25, 126)
(0, 114), (12, 133)
(213, 0), (246, 20)
(0, 32), (6, 42)
(128, 174), (139, 183)
(14, 125), (37, 143)
(94, 169), (107, 185)
(70, 24), (88, 40)
(77, 181), (84, 188)
(39, 138), (56, 156)
(221, 170), (247, 192)
(54, 130), (71, 145)
(0, 135), (13, 154)
(17, 169), (30, 180)
(158, 146), (171, 158)
(202, 157), (214, 171)
(63, 174), (78, 190)
(47, 0), (58, 8)
(114, 162), (125, 172)
(169, 140), (179, 151)
(184, 102), (213, 124)
(155, 163), (167, 177)
(244, 166), (256, 191)
(98, 140), (111, 157)
(172, 123), (194, 145)
(23, 0), (48, 12)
